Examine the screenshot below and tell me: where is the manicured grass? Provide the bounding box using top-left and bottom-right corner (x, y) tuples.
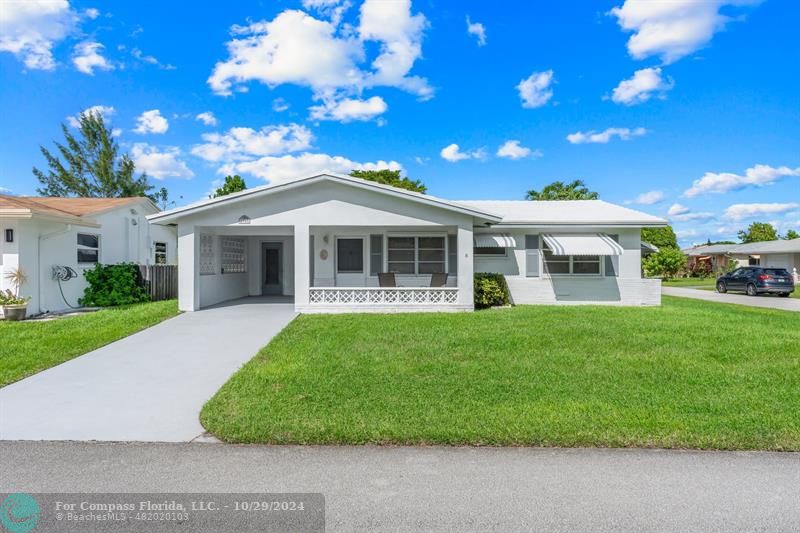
(202, 297), (800, 450)
(0, 300), (179, 387)
(661, 277), (717, 287)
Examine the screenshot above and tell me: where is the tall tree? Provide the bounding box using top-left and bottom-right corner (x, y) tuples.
(33, 112), (153, 198)
(212, 175), (247, 198)
(738, 222), (778, 243)
(349, 169), (426, 193)
(641, 226), (678, 250)
(784, 229), (799, 240)
(526, 179), (598, 200)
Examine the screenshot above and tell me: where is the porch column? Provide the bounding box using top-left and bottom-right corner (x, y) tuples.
(294, 223), (310, 308)
(177, 223), (199, 311)
(457, 224), (474, 308)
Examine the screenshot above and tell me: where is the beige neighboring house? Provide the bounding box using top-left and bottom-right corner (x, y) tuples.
(684, 239), (800, 281)
(0, 195), (177, 316)
(148, 172), (667, 313)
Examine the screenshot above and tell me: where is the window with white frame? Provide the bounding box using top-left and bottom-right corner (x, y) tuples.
(199, 234), (215, 275)
(387, 236), (445, 274)
(221, 237), (247, 273)
(154, 242), (167, 265)
(542, 238), (601, 275)
(77, 233), (100, 264)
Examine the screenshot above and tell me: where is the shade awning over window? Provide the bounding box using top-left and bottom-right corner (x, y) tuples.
(542, 233), (624, 256)
(473, 233), (517, 248)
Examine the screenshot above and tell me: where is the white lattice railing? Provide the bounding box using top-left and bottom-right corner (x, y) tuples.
(308, 287), (459, 306)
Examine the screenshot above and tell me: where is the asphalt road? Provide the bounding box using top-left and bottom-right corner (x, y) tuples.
(2, 442), (799, 532)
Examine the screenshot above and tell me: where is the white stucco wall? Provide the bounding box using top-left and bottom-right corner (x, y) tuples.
(475, 228), (660, 306)
(1, 202), (177, 316)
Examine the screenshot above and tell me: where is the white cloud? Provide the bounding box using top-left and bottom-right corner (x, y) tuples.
(440, 143), (485, 163)
(134, 109), (169, 134)
(517, 70), (554, 108)
(72, 41), (113, 75)
(683, 164), (800, 197)
(0, 0), (76, 70)
(609, 67), (673, 105)
(724, 203), (800, 221)
(609, 0), (757, 64)
(675, 229), (698, 239)
(466, 16), (486, 46)
(496, 140), (540, 160)
(131, 47), (175, 70)
(208, 1), (431, 101)
(191, 124), (313, 163)
(301, 0), (351, 26)
(672, 211), (715, 222)
(195, 112), (218, 126)
(131, 143), (194, 180)
(630, 190), (664, 205)
(66, 104), (115, 127)
(667, 203), (690, 216)
(567, 127), (647, 144)
(272, 98), (290, 112)
(224, 152), (403, 184)
(0, 186), (12, 193)
(309, 95), (387, 122)
(84, 8), (100, 19)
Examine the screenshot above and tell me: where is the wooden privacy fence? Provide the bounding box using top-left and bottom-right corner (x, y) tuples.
(138, 264), (178, 301)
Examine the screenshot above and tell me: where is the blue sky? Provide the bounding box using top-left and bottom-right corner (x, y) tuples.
(1, 0), (798, 246)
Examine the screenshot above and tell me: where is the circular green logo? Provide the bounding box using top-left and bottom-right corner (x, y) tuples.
(0, 493), (40, 533)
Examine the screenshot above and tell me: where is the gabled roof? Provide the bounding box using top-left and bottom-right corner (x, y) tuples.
(0, 195), (153, 226)
(456, 200), (667, 226)
(683, 243), (740, 256)
(148, 172), (504, 224)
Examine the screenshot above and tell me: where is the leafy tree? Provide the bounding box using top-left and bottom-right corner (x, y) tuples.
(34, 111), (153, 198)
(704, 239), (736, 246)
(643, 248), (686, 279)
(641, 226), (678, 250)
(784, 229), (800, 240)
(212, 175), (247, 198)
(738, 222), (778, 243)
(526, 179), (599, 201)
(151, 187), (177, 210)
(349, 169), (426, 193)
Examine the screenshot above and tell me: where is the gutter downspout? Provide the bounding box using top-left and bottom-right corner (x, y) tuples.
(38, 224), (72, 314)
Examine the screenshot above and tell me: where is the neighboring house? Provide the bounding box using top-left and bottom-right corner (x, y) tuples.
(0, 195), (177, 316)
(684, 240), (800, 278)
(684, 243), (740, 272)
(148, 173), (666, 313)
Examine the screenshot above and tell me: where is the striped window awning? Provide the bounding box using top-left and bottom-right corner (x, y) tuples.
(542, 233), (624, 256)
(474, 233), (517, 248)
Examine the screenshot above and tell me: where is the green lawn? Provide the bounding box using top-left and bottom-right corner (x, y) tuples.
(202, 296), (800, 450)
(661, 277), (717, 287)
(0, 300), (178, 387)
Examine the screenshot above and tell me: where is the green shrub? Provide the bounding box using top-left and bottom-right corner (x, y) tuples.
(643, 248), (687, 279)
(80, 263), (150, 307)
(474, 273), (511, 309)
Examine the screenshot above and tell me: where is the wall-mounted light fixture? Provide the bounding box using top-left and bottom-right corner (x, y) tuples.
(4, 229), (13, 243)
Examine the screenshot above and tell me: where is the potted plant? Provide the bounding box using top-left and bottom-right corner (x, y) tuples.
(1, 268), (31, 321)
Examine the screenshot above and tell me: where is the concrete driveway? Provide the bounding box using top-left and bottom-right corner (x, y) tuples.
(663, 286), (800, 312)
(0, 297), (296, 442)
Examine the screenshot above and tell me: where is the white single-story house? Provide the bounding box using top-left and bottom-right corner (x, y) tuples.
(0, 195), (177, 316)
(148, 173), (666, 313)
(684, 240), (800, 279)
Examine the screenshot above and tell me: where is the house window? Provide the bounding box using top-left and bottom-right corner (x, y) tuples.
(4, 229), (12, 243)
(542, 239), (601, 275)
(748, 255), (760, 266)
(154, 242), (167, 265)
(77, 233), (99, 264)
(221, 237), (247, 273)
(199, 234), (215, 275)
(337, 238), (364, 273)
(474, 247), (506, 256)
(387, 236), (445, 274)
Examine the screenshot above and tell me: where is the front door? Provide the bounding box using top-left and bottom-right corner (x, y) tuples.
(335, 237), (365, 287)
(262, 242), (282, 295)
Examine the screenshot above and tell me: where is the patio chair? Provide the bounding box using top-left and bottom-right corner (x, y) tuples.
(429, 272), (448, 287)
(378, 272), (396, 287)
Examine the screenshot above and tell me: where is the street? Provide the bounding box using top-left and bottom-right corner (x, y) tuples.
(2, 442), (799, 532)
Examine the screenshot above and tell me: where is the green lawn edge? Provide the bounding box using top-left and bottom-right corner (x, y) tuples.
(0, 300), (179, 387)
(201, 296), (800, 450)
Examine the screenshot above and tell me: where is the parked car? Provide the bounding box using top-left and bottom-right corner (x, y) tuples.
(716, 267), (795, 297)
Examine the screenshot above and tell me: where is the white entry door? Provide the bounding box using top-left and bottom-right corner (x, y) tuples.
(335, 237), (366, 287)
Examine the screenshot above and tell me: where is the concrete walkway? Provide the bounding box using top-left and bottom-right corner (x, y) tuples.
(3, 442), (799, 532)
(0, 297), (296, 442)
(663, 286), (800, 312)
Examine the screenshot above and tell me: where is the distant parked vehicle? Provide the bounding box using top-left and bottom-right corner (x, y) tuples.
(716, 267), (795, 297)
